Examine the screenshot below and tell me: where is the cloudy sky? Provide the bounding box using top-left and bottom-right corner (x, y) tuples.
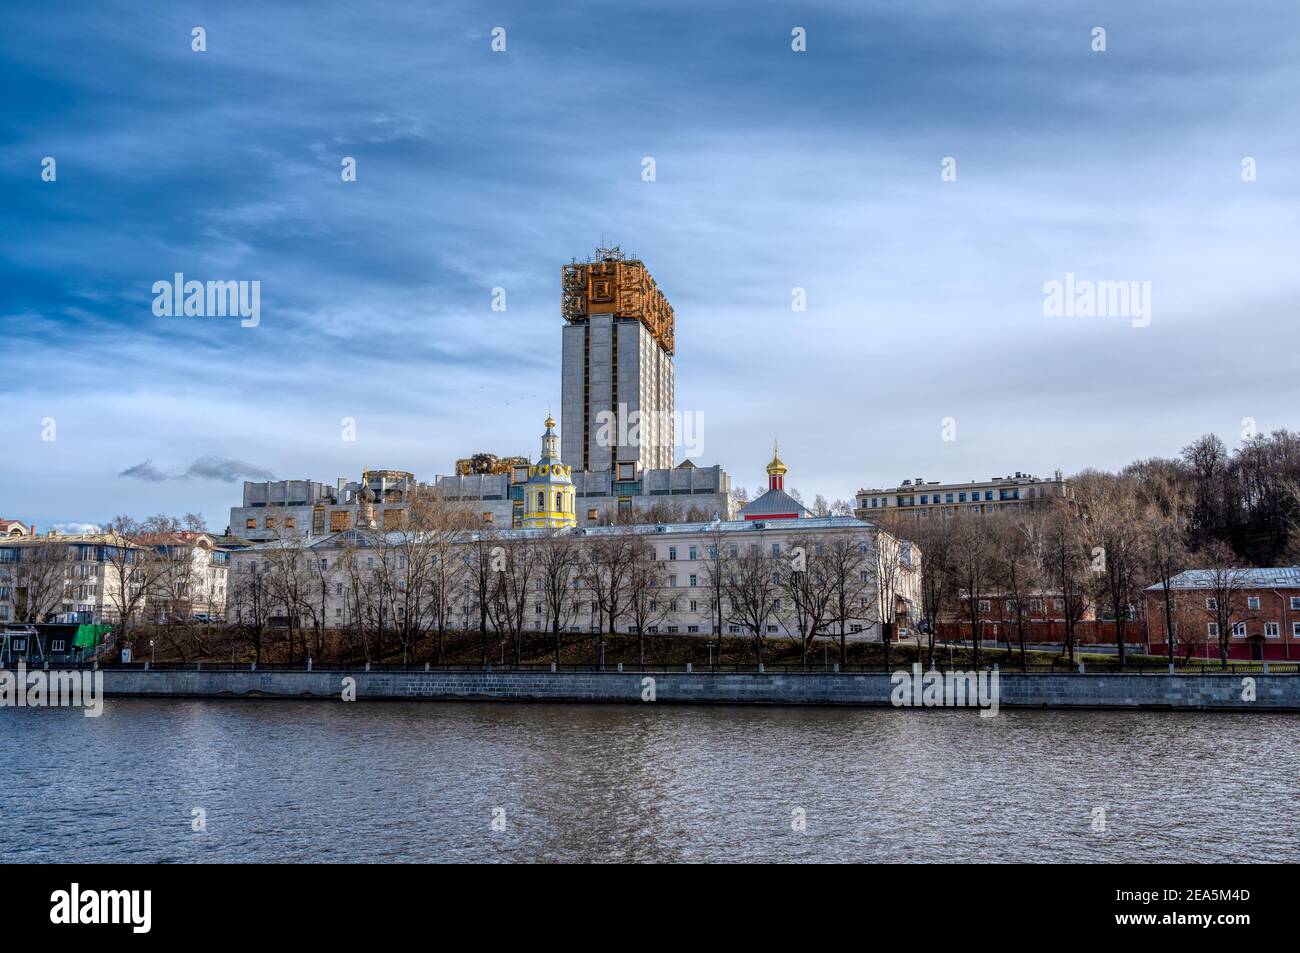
(3, 0), (1298, 532)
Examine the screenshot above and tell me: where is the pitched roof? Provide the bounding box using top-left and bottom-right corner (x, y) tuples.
(740, 488), (809, 518)
(1145, 567), (1300, 591)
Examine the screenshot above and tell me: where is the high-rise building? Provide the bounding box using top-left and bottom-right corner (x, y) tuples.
(561, 246), (675, 478)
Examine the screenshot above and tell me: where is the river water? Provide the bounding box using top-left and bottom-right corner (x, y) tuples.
(1, 700), (1294, 863)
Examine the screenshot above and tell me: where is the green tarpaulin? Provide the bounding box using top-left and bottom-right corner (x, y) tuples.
(73, 624), (112, 650)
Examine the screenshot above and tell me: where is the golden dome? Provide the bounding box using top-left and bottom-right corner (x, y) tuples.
(766, 440), (787, 476)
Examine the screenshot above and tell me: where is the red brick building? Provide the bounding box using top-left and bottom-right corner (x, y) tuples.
(948, 593), (1146, 646)
(1144, 568), (1300, 661)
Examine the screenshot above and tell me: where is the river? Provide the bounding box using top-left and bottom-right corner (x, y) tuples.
(2, 700), (1294, 863)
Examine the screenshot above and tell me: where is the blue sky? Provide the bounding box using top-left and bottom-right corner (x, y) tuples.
(3, 1), (1299, 532)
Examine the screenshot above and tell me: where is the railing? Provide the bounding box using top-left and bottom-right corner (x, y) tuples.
(7, 660), (1298, 675)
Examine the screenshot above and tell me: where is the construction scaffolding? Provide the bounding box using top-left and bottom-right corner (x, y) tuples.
(561, 246), (675, 355)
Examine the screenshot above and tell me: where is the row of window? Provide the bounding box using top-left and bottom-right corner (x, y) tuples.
(1205, 596), (1300, 611)
(1207, 622), (1297, 638)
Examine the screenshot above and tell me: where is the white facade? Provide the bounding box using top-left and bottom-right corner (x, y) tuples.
(226, 516), (920, 642)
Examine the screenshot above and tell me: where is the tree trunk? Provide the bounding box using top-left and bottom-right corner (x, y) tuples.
(1163, 588), (1175, 666)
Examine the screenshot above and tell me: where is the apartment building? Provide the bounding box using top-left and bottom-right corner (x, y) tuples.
(1144, 567), (1300, 661)
(227, 516), (921, 643)
(0, 531), (236, 624)
(854, 470), (1073, 521)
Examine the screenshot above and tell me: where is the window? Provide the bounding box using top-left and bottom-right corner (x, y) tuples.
(687, 625), (699, 633)
(245, 518), (256, 529)
(689, 547), (697, 560)
(667, 625), (679, 633)
(1265, 622), (1279, 638)
(1030, 598), (1044, 613)
(689, 574), (697, 587)
(850, 624), (863, 633)
(265, 517), (276, 529)
(536, 491), (544, 510)
(921, 495), (928, 505)
(689, 600), (698, 612)
(978, 600), (991, 613)
(1207, 622), (1219, 637)
(285, 517), (296, 529)
(1231, 622), (1247, 638)
(669, 575), (678, 588)
(51, 639), (66, 652)
(766, 624), (777, 633)
(958, 492), (967, 502)
(1205, 597), (1217, 610)
(1246, 596), (1260, 610)
(1291, 597), (1300, 611)
(1294, 622), (1300, 639)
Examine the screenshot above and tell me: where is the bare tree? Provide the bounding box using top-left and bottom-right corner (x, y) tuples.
(901, 516), (956, 669)
(101, 515), (173, 658)
(229, 555), (273, 664)
(1076, 472), (1146, 667)
(721, 537), (782, 666)
(9, 536), (72, 623)
(1198, 541), (1252, 668)
(991, 515), (1038, 671)
(1143, 509), (1190, 665)
(624, 540), (670, 666)
(698, 523), (730, 647)
(487, 533), (535, 666)
(1043, 506), (1090, 666)
(823, 533), (875, 665)
(579, 527), (635, 667)
(464, 527), (502, 666)
(536, 529), (580, 664)
(950, 513), (993, 669)
(783, 535), (835, 665)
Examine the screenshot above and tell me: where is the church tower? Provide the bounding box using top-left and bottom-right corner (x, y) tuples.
(739, 441), (807, 521)
(523, 414), (576, 528)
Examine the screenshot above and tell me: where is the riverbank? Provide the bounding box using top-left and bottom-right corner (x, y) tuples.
(63, 667), (1300, 711)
